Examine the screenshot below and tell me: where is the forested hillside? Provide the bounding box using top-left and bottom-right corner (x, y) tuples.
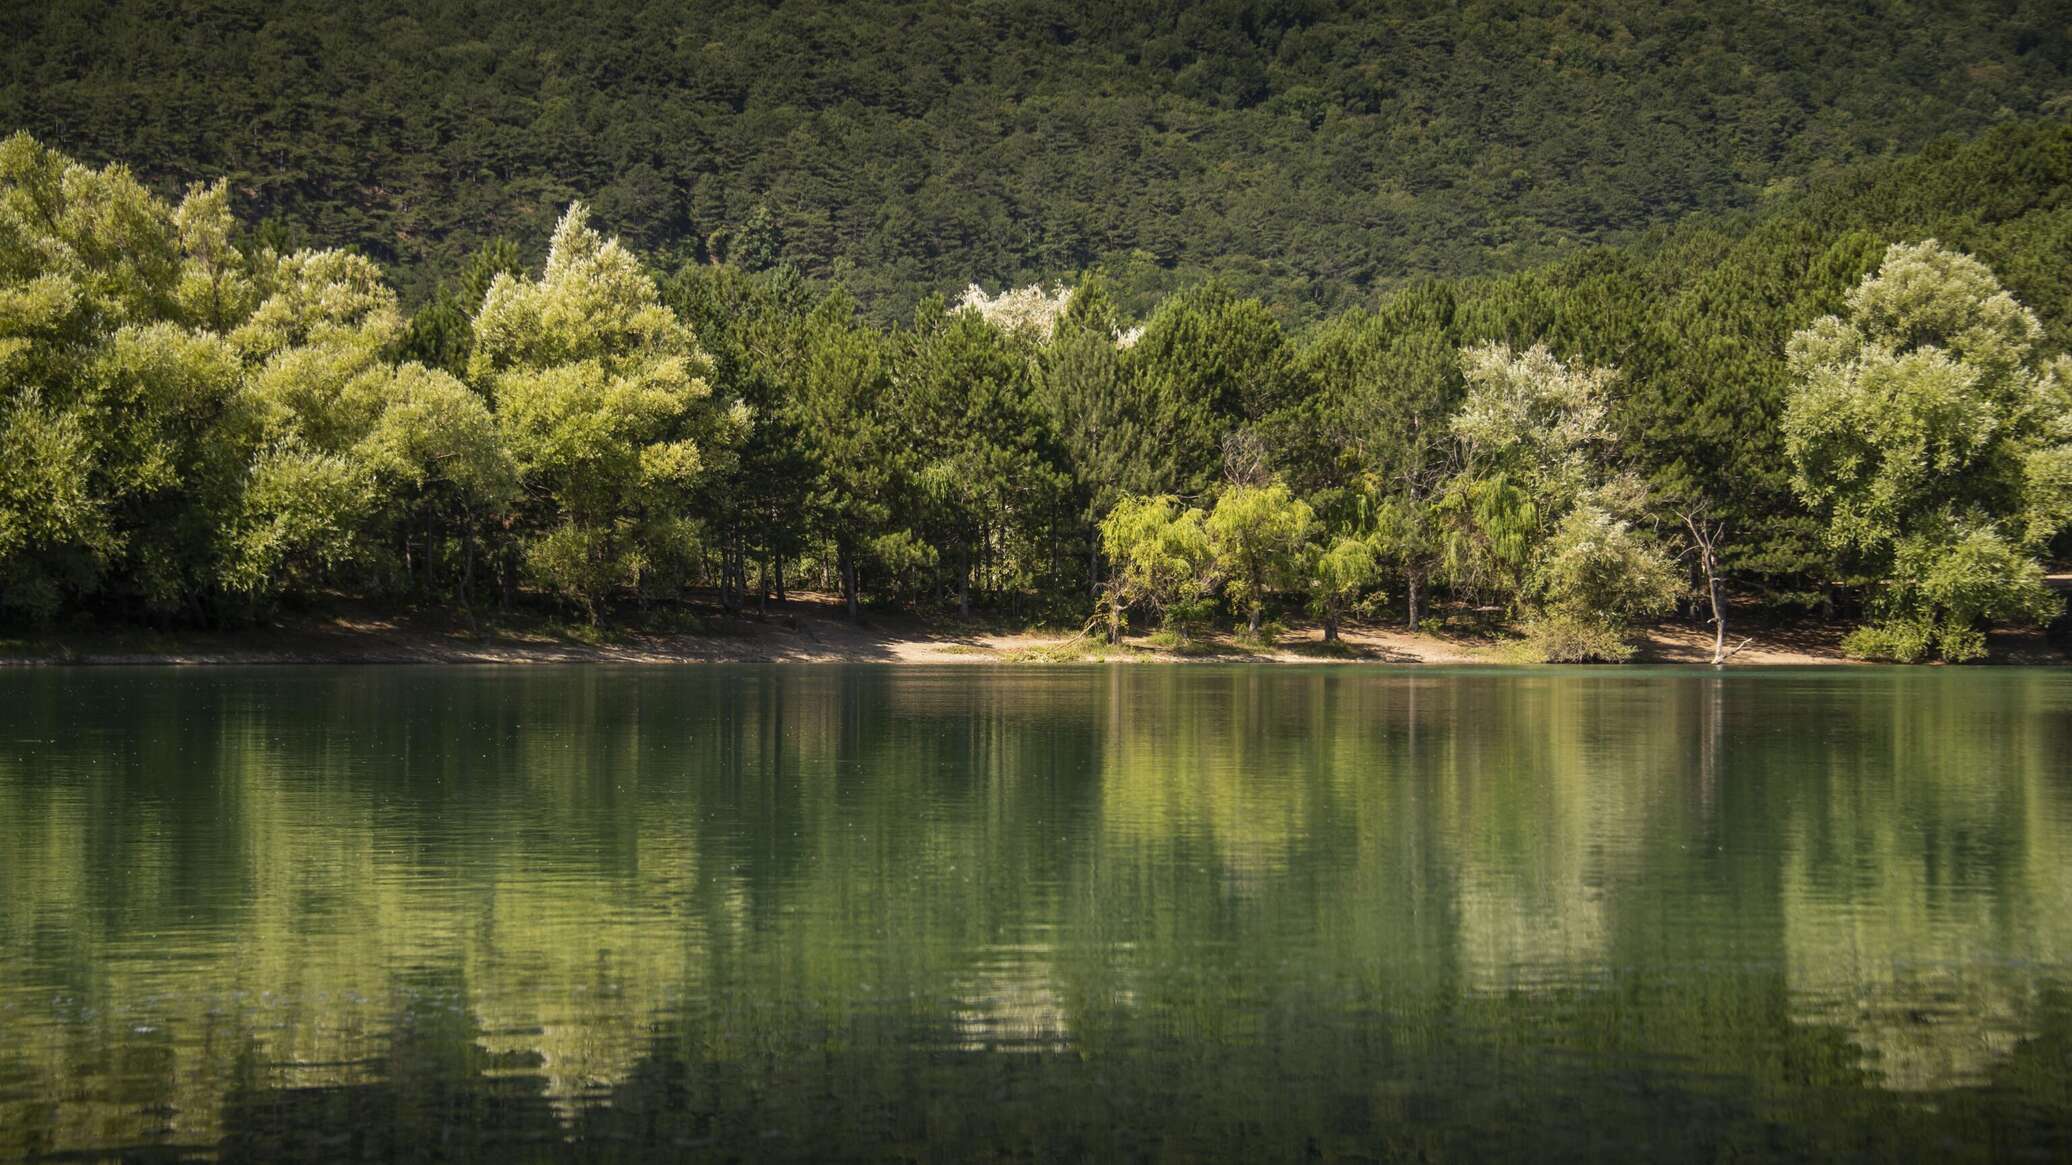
(4, 0), (2068, 314)
(3, 121), (2068, 659)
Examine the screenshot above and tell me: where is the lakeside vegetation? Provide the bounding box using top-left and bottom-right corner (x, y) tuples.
(2, 122), (2070, 661)
(14, 9), (2072, 1160)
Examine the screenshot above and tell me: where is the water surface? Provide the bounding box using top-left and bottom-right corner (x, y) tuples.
(2, 665), (2070, 1161)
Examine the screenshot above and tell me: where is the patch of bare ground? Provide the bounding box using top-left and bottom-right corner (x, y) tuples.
(1, 592), (2063, 667)
(1632, 621), (1859, 666)
(1258, 626), (1494, 665)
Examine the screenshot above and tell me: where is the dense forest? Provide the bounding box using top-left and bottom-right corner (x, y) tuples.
(4, 0), (2070, 316)
(3, 118), (2069, 660)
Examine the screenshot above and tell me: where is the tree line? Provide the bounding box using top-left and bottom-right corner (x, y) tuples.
(2, 127), (2068, 660)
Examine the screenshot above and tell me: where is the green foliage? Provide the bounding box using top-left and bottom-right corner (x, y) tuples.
(783, 289), (910, 615)
(1841, 523), (2059, 663)
(1206, 481), (1315, 633)
(1306, 534), (1380, 642)
(1100, 495), (1215, 637)
(1271, 285), (1461, 626)
(222, 445), (375, 597)
(1039, 282), (1153, 522)
(1451, 342), (1612, 508)
(1, 123), (2067, 660)
(473, 203), (735, 616)
(8, 2), (2065, 319)
(0, 390), (113, 620)
(1434, 473), (1539, 604)
(1518, 614), (1646, 665)
(0, 133), (270, 619)
(399, 239), (522, 377)
(1122, 283), (1298, 496)
(895, 305), (1070, 611)
(1435, 344), (1682, 658)
(1437, 342), (1617, 608)
(1533, 504), (1682, 641)
(1786, 241), (2071, 659)
(520, 524), (624, 624)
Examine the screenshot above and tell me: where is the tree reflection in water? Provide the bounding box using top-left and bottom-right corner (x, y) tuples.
(1, 666), (2069, 1160)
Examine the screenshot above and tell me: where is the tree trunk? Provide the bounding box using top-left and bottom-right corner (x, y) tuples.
(1247, 567), (1262, 634)
(501, 542), (519, 611)
(839, 544), (860, 622)
(1049, 509), (1060, 590)
(774, 555), (786, 603)
(460, 525), (475, 610)
(1406, 569), (1423, 630)
(1707, 570), (1727, 665)
(1680, 513), (1735, 666)
(758, 548), (770, 617)
(958, 549), (971, 618)
(979, 520), (990, 608)
(1105, 587), (1122, 645)
(1323, 607), (1340, 643)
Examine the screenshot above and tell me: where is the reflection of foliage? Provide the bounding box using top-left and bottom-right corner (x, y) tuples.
(3, 668), (2072, 1158)
(1781, 672), (2072, 1090)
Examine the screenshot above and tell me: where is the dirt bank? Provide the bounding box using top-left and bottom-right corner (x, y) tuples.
(9, 593), (2060, 667)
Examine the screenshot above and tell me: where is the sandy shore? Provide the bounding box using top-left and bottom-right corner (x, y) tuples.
(6, 593), (2061, 667)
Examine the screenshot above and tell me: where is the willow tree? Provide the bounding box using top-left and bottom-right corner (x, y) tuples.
(1307, 534), (1380, 643)
(470, 203), (738, 618)
(1784, 241), (2070, 661)
(1206, 480), (1315, 636)
(1099, 495), (1215, 643)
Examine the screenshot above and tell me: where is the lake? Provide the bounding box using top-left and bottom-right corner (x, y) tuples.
(2, 665), (2069, 1161)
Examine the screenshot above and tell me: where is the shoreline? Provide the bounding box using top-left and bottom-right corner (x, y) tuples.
(4, 596), (2064, 668)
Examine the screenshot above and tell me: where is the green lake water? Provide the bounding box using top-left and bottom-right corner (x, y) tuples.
(2, 664), (2070, 1161)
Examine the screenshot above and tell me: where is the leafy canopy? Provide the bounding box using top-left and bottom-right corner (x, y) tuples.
(1785, 241), (2071, 660)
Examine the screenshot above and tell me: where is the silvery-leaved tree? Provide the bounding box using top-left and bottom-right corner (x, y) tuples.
(1438, 343), (1680, 660)
(958, 281), (1074, 341)
(1785, 240), (2072, 661)
(471, 203), (741, 619)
